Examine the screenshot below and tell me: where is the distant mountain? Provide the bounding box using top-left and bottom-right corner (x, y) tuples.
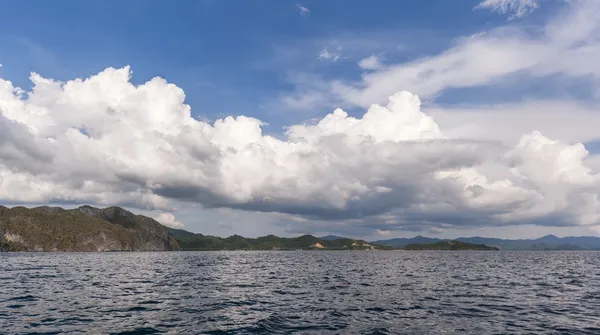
(455, 235), (600, 250)
(374, 235), (600, 250)
(403, 240), (499, 251)
(0, 205), (180, 252)
(319, 235), (346, 241)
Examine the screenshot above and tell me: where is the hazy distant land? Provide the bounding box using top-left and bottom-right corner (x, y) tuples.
(402, 240), (499, 251)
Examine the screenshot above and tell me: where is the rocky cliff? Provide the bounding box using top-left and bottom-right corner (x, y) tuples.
(0, 205), (180, 252)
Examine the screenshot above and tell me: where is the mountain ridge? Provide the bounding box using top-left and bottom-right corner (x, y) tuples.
(170, 230), (380, 250)
(319, 235), (346, 241)
(0, 205), (382, 251)
(2, 204), (599, 251)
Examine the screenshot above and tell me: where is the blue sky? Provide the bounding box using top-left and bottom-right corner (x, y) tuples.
(0, 0), (588, 116)
(2, 0), (594, 143)
(0, 0), (532, 128)
(1, 0), (600, 239)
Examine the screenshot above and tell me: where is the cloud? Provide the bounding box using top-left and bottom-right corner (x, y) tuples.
(284, 0), (600, 111)
(153, 212), (184, 228)
(358, 55), (382, 70)
(0, 67), (599, 233)
(296, 4), (310, 17)
(429, 227), (445, 234)
(376, 229), (391, 236)
(318, 47), (341, 62)
(427, 100), (600, 145)
(475, 0), (542, 19)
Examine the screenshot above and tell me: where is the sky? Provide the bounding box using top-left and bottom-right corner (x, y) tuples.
(1, 0), (600, 240)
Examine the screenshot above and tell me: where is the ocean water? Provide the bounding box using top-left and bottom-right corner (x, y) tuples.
(1, 251), (600, 334)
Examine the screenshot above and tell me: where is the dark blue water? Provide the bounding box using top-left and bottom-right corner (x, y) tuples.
(1, 251), (600, 334)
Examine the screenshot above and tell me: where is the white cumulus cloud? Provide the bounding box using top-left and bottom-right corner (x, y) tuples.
(154, 212), (184, 228)
(0, 67), (599, 233)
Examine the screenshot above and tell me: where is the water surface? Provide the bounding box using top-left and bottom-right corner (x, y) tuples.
(1, 251), (600, 334)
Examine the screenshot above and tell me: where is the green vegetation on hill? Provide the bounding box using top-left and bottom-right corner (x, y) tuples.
(0, 205), (384, 252)
(169, 229), (382, 250)
(403, 240), (499, 250)
(0, 205), (179, 252)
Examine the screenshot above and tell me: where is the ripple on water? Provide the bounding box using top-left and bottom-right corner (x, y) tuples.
(6, 294), (38, 302)
(110, 327), (161, 335)
(1, 251), (600, 334)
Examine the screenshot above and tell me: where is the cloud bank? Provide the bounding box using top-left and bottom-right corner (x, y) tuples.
(0, 67), (599, 233)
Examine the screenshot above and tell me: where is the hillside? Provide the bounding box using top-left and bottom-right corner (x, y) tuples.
(0, 205), (180, 252)
(403, 240), (499, 251)
(372, 235), (442, 248)
(169, 230), (382, 250)
(319, 235), (346, 241)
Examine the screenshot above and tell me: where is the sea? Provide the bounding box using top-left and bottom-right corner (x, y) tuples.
(1, 251), (599, 334)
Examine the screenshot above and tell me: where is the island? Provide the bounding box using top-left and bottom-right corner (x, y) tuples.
(403, 240), (499, 250)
